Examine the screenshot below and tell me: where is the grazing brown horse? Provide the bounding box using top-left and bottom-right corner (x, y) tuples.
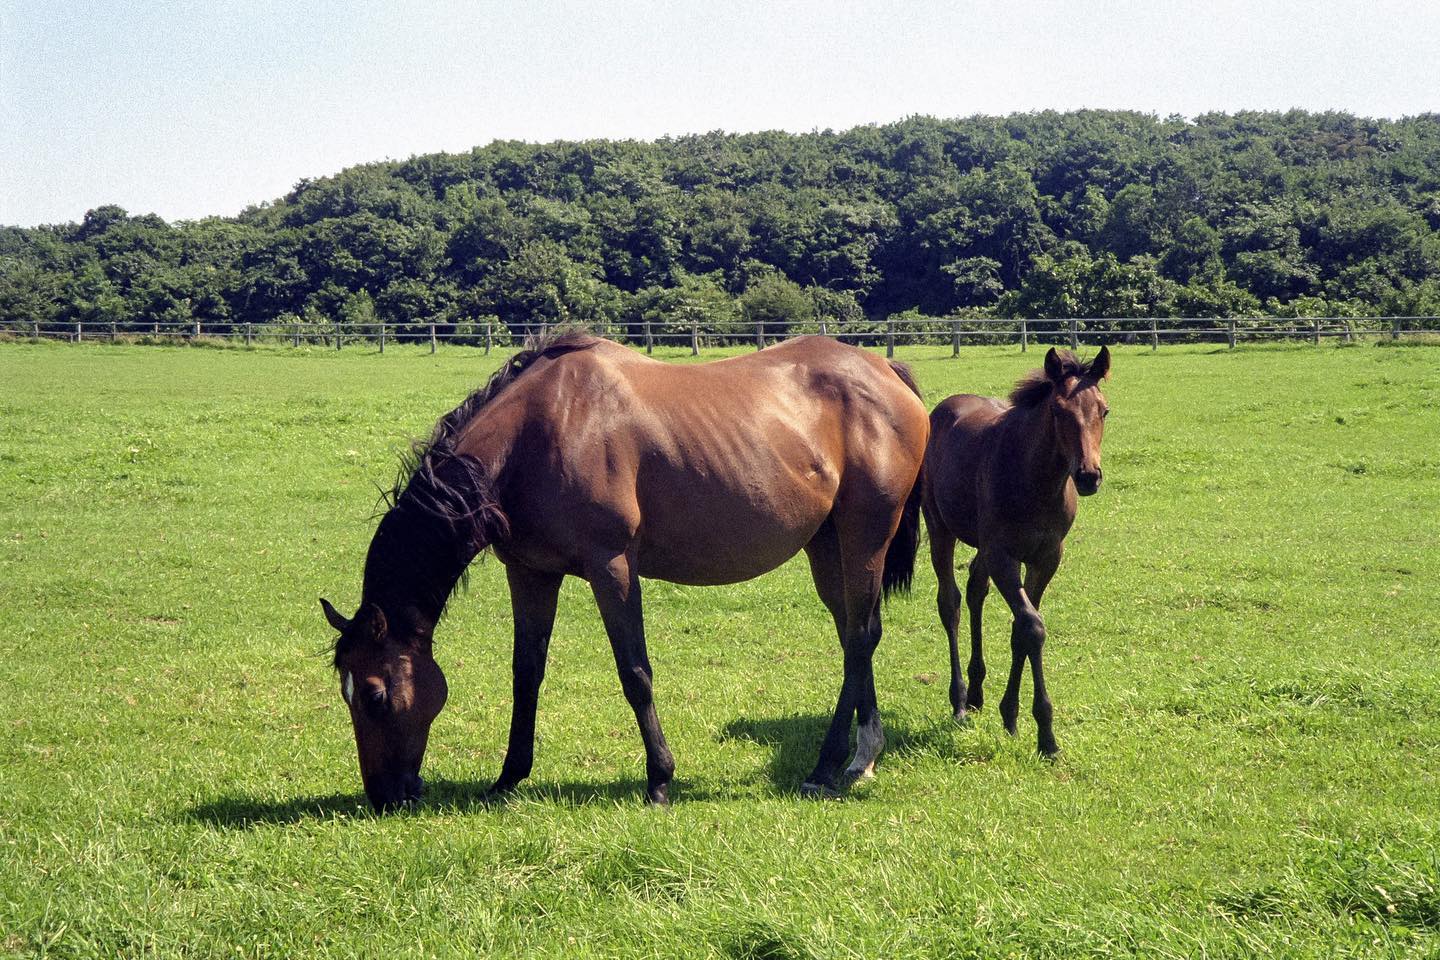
(320, 331), (929, 810)
(921, 347), (1110, 756)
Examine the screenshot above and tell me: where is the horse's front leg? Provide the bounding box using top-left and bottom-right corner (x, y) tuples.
(488, 563), (564, 797)
(1023, 548), (1063, 757)
(986, 550), (1048, 751)
(587, 550), (676, 804)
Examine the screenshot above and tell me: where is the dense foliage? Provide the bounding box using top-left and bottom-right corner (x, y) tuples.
(5, 110), (1440, 337)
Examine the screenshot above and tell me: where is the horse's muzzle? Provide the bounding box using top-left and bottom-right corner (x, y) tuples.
(368, 772), (425, 813)
(1074, 469), (1102, 496)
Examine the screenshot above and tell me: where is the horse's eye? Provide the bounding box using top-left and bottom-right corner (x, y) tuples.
(1101, 408), (1110, 419)
(363, 686), (389, 720)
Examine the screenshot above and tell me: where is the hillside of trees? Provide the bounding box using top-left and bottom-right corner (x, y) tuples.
(5, 110), (1440, 339)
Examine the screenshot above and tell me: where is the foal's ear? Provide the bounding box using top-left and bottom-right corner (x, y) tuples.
(1044, 347), (1064, 383)
(1090, 345), (1111, 381)
(320, 597), (351, 633)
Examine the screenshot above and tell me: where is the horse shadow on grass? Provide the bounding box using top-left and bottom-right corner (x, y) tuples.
(182, 713), (989, 829)
(718, 710), (995, 792)
(183, 775), (740, 829)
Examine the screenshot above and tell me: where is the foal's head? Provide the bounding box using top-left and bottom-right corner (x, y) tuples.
(1035, 346), (1111, 495)
(321, 598), (448, 811)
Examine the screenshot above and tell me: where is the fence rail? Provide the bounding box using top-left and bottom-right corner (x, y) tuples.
(4, 316), (1438, 357)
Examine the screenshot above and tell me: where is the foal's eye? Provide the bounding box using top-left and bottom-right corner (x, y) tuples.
(1101, 407), (1110, 419)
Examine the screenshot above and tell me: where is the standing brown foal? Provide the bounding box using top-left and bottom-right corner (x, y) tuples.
(321, 331), (929, 809)
(921, 347), (1110, 756)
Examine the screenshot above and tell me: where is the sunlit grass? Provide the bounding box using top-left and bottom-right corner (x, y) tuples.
(1, 338), (1437, 958)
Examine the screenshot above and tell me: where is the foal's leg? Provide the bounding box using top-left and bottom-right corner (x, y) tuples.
(927, 524), (967, 720)
(964, 555), (990, 713)
(1022, 548), (1063, 757)
(986, 550), (1049, 752)
(587, 550), (676, 804)
(488, 563), (564, 796)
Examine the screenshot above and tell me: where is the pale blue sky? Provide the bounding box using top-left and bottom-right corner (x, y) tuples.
(3, 0), (1437, 227)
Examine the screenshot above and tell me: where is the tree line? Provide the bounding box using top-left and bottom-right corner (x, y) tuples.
(4, 110), (1440, 341)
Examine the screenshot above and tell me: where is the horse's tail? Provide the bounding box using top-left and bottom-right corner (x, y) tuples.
(882, 360), (925, 601)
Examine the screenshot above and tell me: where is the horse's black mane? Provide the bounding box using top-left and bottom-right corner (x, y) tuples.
(1008, 350), (1095, 408)
(336, 329), (600, 662)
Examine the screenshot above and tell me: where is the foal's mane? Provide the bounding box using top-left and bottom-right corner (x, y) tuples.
(1008, 350), (1096, 408)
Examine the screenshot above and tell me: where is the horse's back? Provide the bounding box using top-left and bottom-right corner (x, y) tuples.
(484, 335), (927, 585)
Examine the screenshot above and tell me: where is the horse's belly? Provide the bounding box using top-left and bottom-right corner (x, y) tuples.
(634, 485), (833, 586)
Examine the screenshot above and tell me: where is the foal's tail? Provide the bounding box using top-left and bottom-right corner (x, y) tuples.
(882, 360), (925, 601)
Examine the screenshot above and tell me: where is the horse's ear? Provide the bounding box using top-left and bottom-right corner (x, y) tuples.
(320, 597), (351, 633)
(1090, 345), (1111, 381)
(355, 602), (389, 640)
(1044, 348), (1064, 383)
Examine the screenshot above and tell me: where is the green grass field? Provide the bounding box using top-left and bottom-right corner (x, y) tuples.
(2, 338), (1437, 959)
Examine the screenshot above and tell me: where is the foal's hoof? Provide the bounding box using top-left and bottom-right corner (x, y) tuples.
(646, 784), (671, 806)
(952, 707), (971, 726)
(799, 780), (841, 800)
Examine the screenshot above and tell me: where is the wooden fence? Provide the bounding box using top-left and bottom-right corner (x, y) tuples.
(5, 315), (1437, 357)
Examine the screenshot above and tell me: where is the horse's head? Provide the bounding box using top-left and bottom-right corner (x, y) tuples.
(1044, 346), (1111, 496)
(321, 597), (448, 811)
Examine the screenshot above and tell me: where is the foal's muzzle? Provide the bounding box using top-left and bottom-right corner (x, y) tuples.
(1074, 469), (1102, 496)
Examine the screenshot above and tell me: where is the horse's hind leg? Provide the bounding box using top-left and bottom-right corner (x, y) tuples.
(489, 563), (564, 797)
(802, 509), (890, 796)
(587, 550), (676, 804)
(964, 555), (990, 712)
(927, 522), (967, 720)
(804, 520), (884, 785)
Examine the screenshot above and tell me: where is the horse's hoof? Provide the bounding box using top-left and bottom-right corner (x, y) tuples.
(1039, 744), (1061, 762)
(646, 784), (671, 806)
(799, 781), (841, 800)
(843, 763), (876, 783)
(952, 707), (970, 725)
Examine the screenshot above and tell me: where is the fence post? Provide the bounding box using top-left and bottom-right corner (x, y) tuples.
(110, 321), (117, 342)
(951, 318), (961, 358)
(1392, 317), (1400, 341)
(886, 315), (895, 358)
(194, 319), (201, 339)
(819, 317), (828, 337)
(755, 318), (763, 350)
(1069, 318), (1079, 350)
(690, 320), (699, 356)
(1021, 318), (1028, 352)
(32, 320), (39, 341)
(378, 322), (385, 354)
(1313, 317), (1320, 346)
(430, 323), (437, 354)
(1151, 316), (1158, 351)
(1343, 319), (1353, 344)
(1228, 317), (1236, 350)
(335, 321), (342, 351)
(293, 324), (300, 348)
(644, 318), (653, 355)
(485, 318), (492, 355)
(245, 322), (253, 347)
(75, 322), (81, 343)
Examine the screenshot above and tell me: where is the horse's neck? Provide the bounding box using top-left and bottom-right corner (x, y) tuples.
(1001, 404), (1069, 502)
(360, 508), (470, 635)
